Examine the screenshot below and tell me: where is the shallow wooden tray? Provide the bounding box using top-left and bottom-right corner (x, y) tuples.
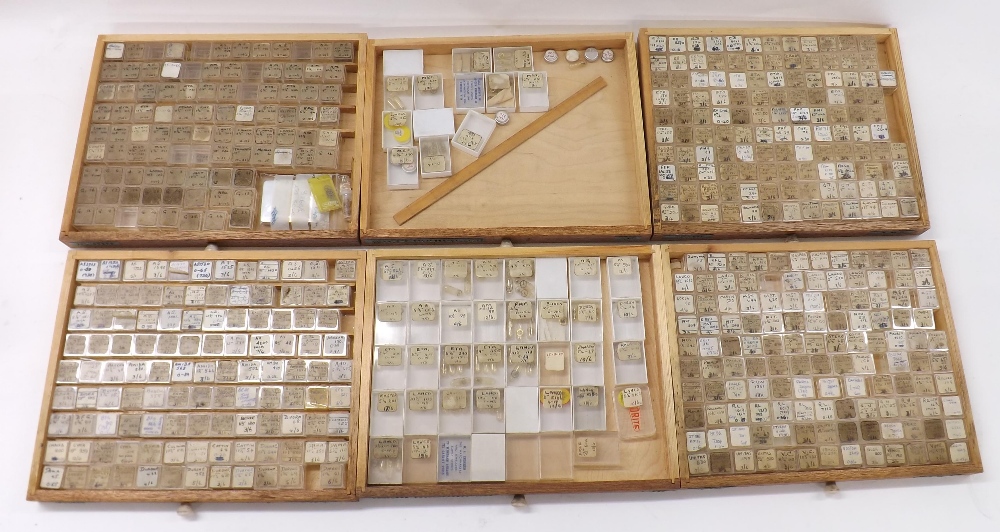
(360, 34), (652, 246)
(28, 250), (369, 502)
(357, 245), (679, 496)
(59, 34), (369, 248)
(638, 27), (930, 239)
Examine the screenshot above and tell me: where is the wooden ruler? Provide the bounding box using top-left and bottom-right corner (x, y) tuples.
(393, 76), (609, 225)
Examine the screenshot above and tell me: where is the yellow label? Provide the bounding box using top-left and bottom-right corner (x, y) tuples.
(618, 387), (643, 408)
(540, 388), (570, 408)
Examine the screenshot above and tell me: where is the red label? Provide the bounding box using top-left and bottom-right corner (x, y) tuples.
(629, 406), (641, 431)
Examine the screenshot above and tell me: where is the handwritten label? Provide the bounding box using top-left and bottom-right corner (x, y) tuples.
(574, 302), (599, 322)
(410, 438), (431, 459)
(385, 75), (411, 93)
(576, 386), (601, 407)
(376, 391), (399, 413)
(574, 343), (598, 363)
(474, 260), (500, 278)
(572, 257), (598, 276)
(468, 389), (502, 412)
(334, 260), (356, 281)
(442, 345), (470, 365)
(407, 390), (435, 411)
(414, 260), (437, 280)
(409, 345), (435, 365)
(378, 346), (402, 366)
(507, 258), (534, 278)
(377, 303), (403, 322)
(539, 300), (567, 320)
(521, 72), (544, 89)
(442, 260), (468, 279)
(475, 344), (503, 364)
(476, 302), (497, 321)
(507, 301), (533, 320)
(416, 75), (440, 92)
(371, 438), (400, 459)
(577, 437), (597, 458)
(447, 307), (469, 327)
(410, 302), (437, 321)
(619, 386), (643, 408)
(540, 388), (569, 408)
(616, 299), (639, 319)
(380, 261), (404, 281)
(610, 257), (633, 276)
(508, 344), (536, 364)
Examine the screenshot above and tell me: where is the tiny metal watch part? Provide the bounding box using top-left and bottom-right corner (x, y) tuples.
(543, 49), (558, 63)
(565, 49), (580, 62)
(494, 111), (510, 125)
(584, 47), (599, 62)
(601, 48), (615, 62)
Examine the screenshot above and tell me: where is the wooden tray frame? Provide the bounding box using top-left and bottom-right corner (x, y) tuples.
(59, 34), (370, 249)
(27, 243), (982, 502)
(658, 241), (981, 488)
(637, 27), (931, 239)
(27, 249), (369, 502)
(359, 34), (653, 246)
(357, 245), (679, 497)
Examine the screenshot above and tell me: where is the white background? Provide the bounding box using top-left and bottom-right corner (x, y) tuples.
(1, 0), (998, 529)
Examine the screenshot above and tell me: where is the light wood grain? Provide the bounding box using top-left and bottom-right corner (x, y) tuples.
(394, 77), (609, 224)
(360, 34), (652, 244)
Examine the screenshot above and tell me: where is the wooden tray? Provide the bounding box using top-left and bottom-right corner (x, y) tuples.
(638, 27), (930, 239)
(28, 243), (981, 501)
(357, 245), (679, 496)
(360, 34), (652, 245)
(59, 34), (369, 248)
(660, 241), (980, 487)
(28, 250), (368, 502)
